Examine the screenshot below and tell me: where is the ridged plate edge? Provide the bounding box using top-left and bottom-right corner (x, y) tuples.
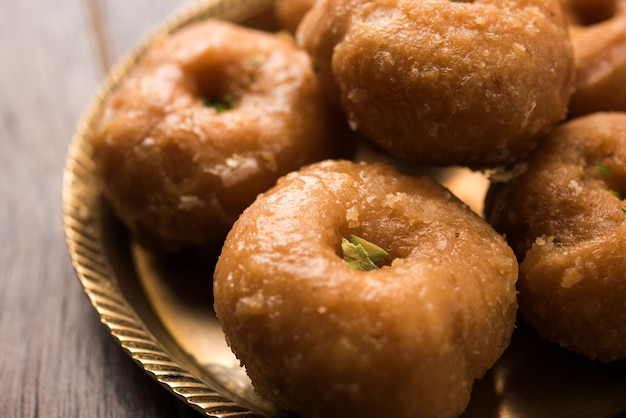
(62, 0), (275, 416)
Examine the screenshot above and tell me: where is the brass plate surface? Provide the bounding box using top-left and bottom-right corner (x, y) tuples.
(63, 0), (626, 417)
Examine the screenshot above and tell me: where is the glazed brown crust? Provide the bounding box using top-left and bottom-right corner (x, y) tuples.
(298, 0), (575, 168)
(275, 0), (316, 34)
(485, 112), (626, 361)
(563, 0), (626, 117)
(92, 19), (346, 251)
(214, 160), (518, 418)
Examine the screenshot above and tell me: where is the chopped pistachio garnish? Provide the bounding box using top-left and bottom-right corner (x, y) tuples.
(610, 189), (622, 200)
(349, 235), (388, 263)
(341, 235), (388, 271)
(622, 207), (626, 213)
(202, 93), (236, 113)
(248, 54), (266, 67)
(595, 162), (611, 176)
(342, 238), (377, 271)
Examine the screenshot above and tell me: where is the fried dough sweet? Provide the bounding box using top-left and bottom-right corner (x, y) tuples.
(275, 0), (316, 34)
(297, 0), (575, 168)
(485, 112), (626, 361)
(91, 19), (347, 251)
(562, 0), (626, 116)
(214, 160), (518, 418)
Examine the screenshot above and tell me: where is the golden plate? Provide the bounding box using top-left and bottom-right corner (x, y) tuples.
(62, 0), (626, 417)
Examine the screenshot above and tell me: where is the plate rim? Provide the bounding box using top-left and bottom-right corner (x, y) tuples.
(62, 0), (276, 417)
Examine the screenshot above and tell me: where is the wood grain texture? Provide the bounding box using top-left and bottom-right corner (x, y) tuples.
(0, 0), (204, 416)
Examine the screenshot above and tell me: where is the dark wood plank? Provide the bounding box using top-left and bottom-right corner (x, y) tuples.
(0, 0), (205, 416)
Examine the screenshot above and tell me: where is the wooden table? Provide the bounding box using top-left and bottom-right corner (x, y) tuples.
(1, 0), (206, 416)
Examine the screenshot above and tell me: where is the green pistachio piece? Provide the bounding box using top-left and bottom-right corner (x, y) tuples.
(248, 54), (266, 67)
(202, 93), (236, 113)
(341, 238), (378, 271)
(349, 234), (388, 263)
(595, 162), (611, 176)
(341, 235), (388, 271)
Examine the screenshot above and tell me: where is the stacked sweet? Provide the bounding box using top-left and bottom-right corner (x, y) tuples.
(91, 1), (626, 417)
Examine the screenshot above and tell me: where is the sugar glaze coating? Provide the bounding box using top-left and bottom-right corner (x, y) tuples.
(215, 160), (518, 418)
